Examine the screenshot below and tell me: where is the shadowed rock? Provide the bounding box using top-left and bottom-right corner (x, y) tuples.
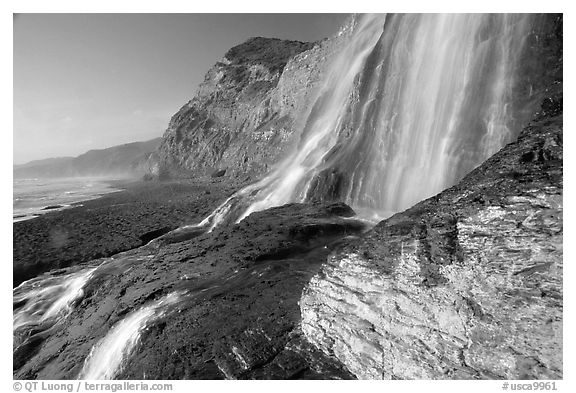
(14, 202), (365, 380)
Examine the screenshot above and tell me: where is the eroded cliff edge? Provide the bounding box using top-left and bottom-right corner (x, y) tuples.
(300, 83), (563, 379)
(149, 20), (354, 179)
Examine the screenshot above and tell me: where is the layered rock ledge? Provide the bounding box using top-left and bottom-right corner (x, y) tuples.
(14, 202), (366, 379)
(300, 90), (563, 379)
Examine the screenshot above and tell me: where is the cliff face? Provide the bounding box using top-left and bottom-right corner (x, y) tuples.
(151, 21), (354, 179)
(299, 84), (563, 379)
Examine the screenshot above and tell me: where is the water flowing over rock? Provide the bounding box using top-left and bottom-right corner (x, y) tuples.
(13, 203), (365, 379)
(13, 13), (562, 380)
(296, 13), (562, 380)
(13, 268), (97, 333)
(299, 86), (563, 379)
(175, 14), (557, 229)
(151, 31), (349, 179)
(78, 292), (182, 380)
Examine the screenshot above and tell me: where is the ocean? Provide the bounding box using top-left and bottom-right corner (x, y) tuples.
(13, 177), (122, 222)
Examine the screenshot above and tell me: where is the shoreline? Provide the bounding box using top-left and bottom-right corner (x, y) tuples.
(13, 176), (244, 287)
(13, 177), (127, 223)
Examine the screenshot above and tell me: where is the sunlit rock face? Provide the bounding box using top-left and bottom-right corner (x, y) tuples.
(300, 85), (563, 379)
(151, 20), (354, 179)
(298, 13), (562, 380)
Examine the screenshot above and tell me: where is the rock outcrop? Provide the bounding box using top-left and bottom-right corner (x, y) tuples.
(14, 202), (366, 379)
(299, 85), (563, 379)
(151, 19), (355, 179)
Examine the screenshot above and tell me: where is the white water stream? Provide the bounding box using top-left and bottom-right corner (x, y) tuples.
(14, 13), (539, 379)
(199, 14), (534, 228)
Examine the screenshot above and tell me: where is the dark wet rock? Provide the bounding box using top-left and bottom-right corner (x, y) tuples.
(13, 333), (45, 371)
(305, 169), (351, 204)
(150, 225), (207, 247)
(300, 92), (563, 379)
(42, 205), (64, 210)
(138, 227), (173, 245)
(13, 202), (366, 380)
(210, 169), (227, 178)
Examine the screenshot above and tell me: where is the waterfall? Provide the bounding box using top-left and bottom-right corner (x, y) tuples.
(13, 13), (542, 378)
(78, 292), (181, 380)
(201, 13), (535, 228)
(13, 267), (97, 332)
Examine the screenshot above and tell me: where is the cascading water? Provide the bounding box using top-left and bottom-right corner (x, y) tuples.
(13, 267), (97, 333)
(78, 292), (181, 380)
(13, 252), (156, 334)
(200, 13), (536, 228)
(14, 13), (544, 379)
(13, 252), (155, 360)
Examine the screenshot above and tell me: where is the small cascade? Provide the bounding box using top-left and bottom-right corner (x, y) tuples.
(13, 252), (155, 349)
(78, 292), (181, 380)
(13, 267), (97, 332)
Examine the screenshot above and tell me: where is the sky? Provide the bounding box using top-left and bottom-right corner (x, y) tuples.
(13, 13), (348, 165)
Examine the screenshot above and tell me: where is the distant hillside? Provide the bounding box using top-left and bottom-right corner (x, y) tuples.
(14, 156), (75, 170)
(14, 138), (162, 179)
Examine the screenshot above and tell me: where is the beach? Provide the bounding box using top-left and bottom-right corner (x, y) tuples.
(13, 177), (242, 287)
(13, 177), (125, 222)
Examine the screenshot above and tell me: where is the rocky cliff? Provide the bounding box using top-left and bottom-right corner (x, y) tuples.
(13, 14), (563, 381)
(300, 80), (563, 379)
(150, 19), (355, 179)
